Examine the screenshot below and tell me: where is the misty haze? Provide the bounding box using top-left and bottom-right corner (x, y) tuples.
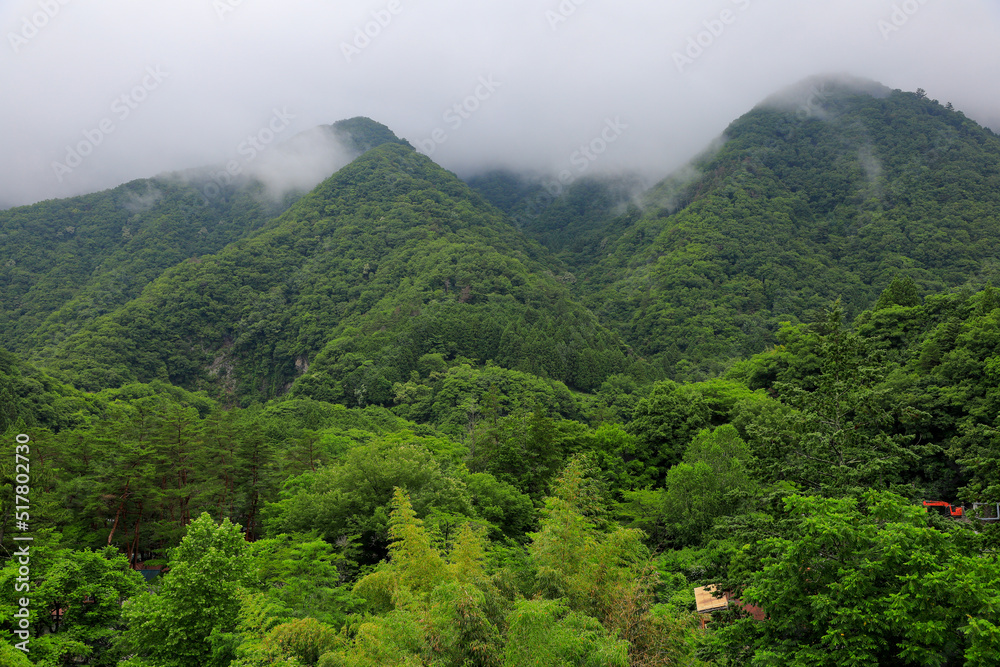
(2, 1), (1000, 665)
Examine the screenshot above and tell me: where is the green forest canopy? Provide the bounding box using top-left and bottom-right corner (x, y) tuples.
(2, 80), (1000, 665)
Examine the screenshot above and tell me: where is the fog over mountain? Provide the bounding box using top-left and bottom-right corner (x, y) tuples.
(1, 0), (998, 208)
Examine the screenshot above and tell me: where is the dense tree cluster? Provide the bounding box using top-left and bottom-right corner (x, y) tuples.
(3, 80), (1000, 665)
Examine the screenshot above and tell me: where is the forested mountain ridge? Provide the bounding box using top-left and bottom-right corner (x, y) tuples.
(0, 178), (284, 354)
(595, 80), (1000, 377)
(4, 79), (1000, 666)
(0, 117), (405, 357)
(467, 169), (647, 261)
(469, 78), (1000, 380)
(32, 142), (641, 402)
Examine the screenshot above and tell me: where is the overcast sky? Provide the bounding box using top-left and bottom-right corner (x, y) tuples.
(1, 0), (998, 208)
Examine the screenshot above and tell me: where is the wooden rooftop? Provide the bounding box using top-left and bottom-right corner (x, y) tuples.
(694, 585), (729, 613)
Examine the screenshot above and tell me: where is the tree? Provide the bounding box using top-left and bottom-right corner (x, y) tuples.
(334, 489), (503, 666)
(719, 491), (1000, 665)
(0, 543), (145, 666)
(750, 305), (919, 494)
(117, 513), (254, 667)
(874, 274), (921, 310)
(252, 533), (359, 627)
(264, 435), (473, 564)
(0, 642), (32, 666)
(503, 599), (629, 667)
(264, 617), (338, 666)
(529, 456), (704, 666)
(625, 381), (712, 487)
(622, 424), (757, 547)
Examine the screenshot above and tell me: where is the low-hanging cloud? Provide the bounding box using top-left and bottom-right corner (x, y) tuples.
(242, 124), (358, 200)
(1, 0), (998, 209)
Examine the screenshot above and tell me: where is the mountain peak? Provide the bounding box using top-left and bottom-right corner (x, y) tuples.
(759, 74), (892, 116)
(326, 117), (412, 155)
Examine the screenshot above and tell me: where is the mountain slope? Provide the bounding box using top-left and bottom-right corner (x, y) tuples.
(581, 77), (1000, 378)
(467, 170), (646, 269)
(0, 117), (405, 355)
(36, 143), (641, 401)
(0, 178), (283, 353)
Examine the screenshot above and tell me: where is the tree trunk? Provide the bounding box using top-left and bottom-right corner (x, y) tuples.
(107, 481), (131, 545)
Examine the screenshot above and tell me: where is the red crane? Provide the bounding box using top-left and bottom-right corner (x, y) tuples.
(922, 500), (965, 518)
(923, 501), (1000, 521)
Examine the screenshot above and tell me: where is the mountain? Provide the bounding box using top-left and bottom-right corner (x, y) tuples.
(0, 117), (405, 355)
(7, 79), (1000, 667)
(467, 170), (647, 264)
(516, 76), (1000, 379)
(32, 142), (641, 402)
(12, 77), (1000, 399)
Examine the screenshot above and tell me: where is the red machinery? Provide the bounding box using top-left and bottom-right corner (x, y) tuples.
(922, 500), (965, 518)
(923, 501), (1000, 521)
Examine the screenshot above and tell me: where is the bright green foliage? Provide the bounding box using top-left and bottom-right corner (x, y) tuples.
(208, 590), (343, 667)
(625, 380), (712, 487)
(117, 513), (254, 667)
(461, 471), (534, 541)
(0, 542), (145, 666)
(529, 456), (611, 607)
(745, 305), (919, 494)
(253, 534), (359, 627)
(448, 521), (489, 584)
(0, 642), (32, 666)
(317, 611), (425, 667)
(623, 424), (757, 547)
(530, 457), (703, 666)
(385, 487), (447, 595)
(339, 482), (687, 666)
(723, 491), (1000, 666)
(590, 421), (642, 492)
(503, 598), (629, 667)
(336, 489), (503, 666)
(264, 435), (475, 563)
(207, 591), (301, 667)
(265, 617), (339, 666)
